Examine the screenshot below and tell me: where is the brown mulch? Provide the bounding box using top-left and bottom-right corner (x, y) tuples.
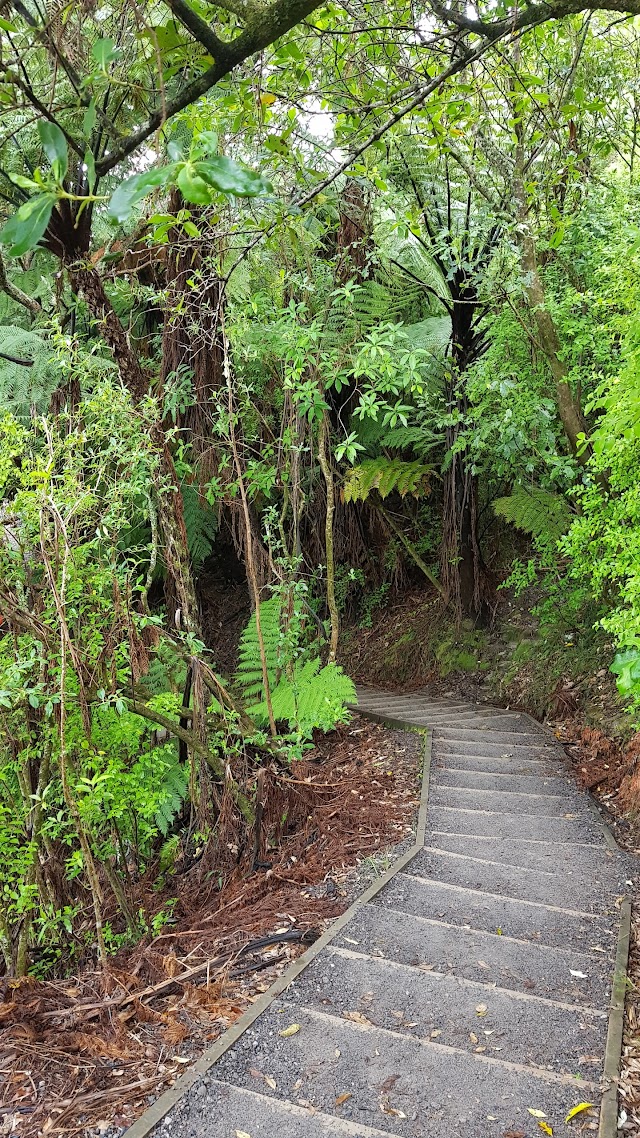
(0, 719), (419, 1138)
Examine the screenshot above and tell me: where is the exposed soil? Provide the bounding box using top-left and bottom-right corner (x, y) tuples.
(0, 719), (422, 1138)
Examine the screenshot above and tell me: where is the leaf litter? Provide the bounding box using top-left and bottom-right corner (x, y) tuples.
(0, 720), (420, 1138)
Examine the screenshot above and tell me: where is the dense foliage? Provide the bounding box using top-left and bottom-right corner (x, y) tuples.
(2, 0), (640, 975)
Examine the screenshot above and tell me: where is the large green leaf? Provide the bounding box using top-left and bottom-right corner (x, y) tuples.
(193, 157), (272, 197)
(107, 166), (174, 222)
(37, 121), (68, 182)
(0, 195), (56, 256)
(176, 164), (213, 204)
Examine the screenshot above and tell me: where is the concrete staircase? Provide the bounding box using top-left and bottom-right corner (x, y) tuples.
(140, 688), (634, 1138)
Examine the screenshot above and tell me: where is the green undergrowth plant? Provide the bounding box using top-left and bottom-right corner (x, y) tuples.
(235, 594), (355, 737)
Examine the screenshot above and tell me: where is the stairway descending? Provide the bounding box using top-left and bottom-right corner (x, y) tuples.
(150, 688), (635, 1138)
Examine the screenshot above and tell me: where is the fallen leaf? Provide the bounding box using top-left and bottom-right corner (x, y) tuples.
(343, 1010), (373, 1026)
(430, 1029), (442, 1038)
(475, 1003), (488, 1016)
(569, 970), (587, 979)
(382, 1107), (407, 1118)
(474, 1045), (486, 1053)
(380, 1075), (400, 1092)
(502, 1131), (525, 1138)
(334, 1049), (341, 1058)
(565, 1102), (594, 1122)
(335, 1093), (352, 1107)
(279, 1024), (301, 1037)
(538, 1123), (553, 1135)
(477, 960), (490, 969)
(235, 1132), (251, 1138)
(264, 1076), (277, 1090)
(469, 1031), (479, 1044)
(527, 1109), (547, 1118)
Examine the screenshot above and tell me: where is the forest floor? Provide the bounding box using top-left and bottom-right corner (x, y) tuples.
(0, 721), (422, 1138)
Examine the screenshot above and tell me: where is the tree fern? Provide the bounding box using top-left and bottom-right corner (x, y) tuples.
(153, 752), (189, 836)
(493, 486), (573, 541)
(235, 598), (355, 736)
(235, 596), (283, 698)
(250, 658), (355, 735)
(342, 457), (433, 503)
(181, 482), (218, 568)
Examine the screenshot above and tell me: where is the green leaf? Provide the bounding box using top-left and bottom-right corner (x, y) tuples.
(176, 163), (213, 204)
(107, 166), (173, 222)
(193, 157), (272, 197)
(84, 149), (96, 193)
(167, 139), (185, 161)
(37, 121), (68, 182)
(8, 173), (41, 192)
(83, 100), (97, 138)
(0, 195), (56, 256)
(190, 130), (219, 159)
(0, 18), (17, 31)
(92, 37), (122, 69)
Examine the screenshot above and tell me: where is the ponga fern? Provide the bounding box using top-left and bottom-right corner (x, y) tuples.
(250, 658), (355, 736)
(342, 457), (433, 503)
(153, 751), (189, 837)
(493, 486), (573, 541)
(181, 482), (218, 569)
(235, 598), (356, 736)
(235, 595), (283, 699)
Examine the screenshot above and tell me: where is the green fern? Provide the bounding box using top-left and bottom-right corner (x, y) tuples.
(342, 457), (433, 503)
(235, 598), (356, 736)
(153, 753), (189, 836)
(493, 486), (573, 541)
(250, 658), (355, 735)
(181, 482), (218, 568)
(235, 596), (283, 699)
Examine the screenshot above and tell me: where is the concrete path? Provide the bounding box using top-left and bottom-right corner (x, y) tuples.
(141, 688), (634, 1138)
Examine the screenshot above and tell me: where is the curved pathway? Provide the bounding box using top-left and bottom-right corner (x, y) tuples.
(136, 688), (635, 1138)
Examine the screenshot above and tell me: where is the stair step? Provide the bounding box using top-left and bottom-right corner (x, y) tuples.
(434, 738), (560, 759)
(190, 1079), (401, 1137)
(338, 902), (612, 1006)
(434, 726), (556, 745)
(427, 805), (606, 844)
(377, 872), (617, 951)
(433, 752), (567, 775)
(289, 947), (607, 1072)
(212, 1004), (598, 1138)
(409, 848), (616, 912)
(429, 832), (619, 876)
(435, 767), (575, 794)
(430, 784), (587, 817)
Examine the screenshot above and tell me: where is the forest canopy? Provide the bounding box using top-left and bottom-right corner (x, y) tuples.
(2, 0), (640, 979)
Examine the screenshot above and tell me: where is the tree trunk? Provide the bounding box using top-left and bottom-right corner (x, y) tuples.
(67, 263), (148, 401)
(518, 229), (588, 457)
(318, 411), (339, 661)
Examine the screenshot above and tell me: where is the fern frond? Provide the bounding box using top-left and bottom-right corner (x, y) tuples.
(493, 486), (573, 541)
(342, 458), (433, 503)
(249, 660), (355, 735)
(181, 483), (218, 569)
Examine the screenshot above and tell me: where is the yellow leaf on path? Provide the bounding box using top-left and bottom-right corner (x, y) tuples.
(475, 1003), (488, 1016)
(565, 1103), (594, 1123)
(538, 1122), (553, 1135)
(528, 1109), (547, 1118)
(264, 1076), (276, 1090)
(236, 1132), (251, 1138)
(335, 1093), (352, 1106)
(279, 1023), (301, 1037)
(469, 1032), (479, 1044)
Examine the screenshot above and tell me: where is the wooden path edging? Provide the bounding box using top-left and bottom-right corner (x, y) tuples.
(123, 719), (432, 1138)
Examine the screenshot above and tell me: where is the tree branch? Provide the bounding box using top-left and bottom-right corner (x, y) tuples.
(0, 249), (42, 315)
(97, 0), (324, 175)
